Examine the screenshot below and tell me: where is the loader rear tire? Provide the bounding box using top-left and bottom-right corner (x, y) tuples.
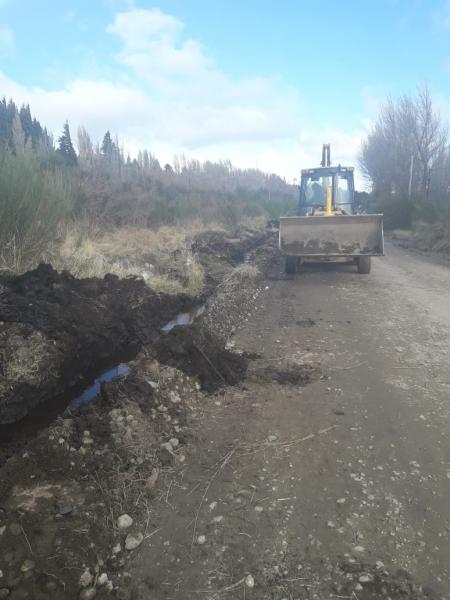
(285, 256), (297, 274)
(357, 256), (371, 274)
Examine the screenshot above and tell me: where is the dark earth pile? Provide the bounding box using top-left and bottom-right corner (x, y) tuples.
(0, 264), (192, 424)
(0, 225), (278, 599)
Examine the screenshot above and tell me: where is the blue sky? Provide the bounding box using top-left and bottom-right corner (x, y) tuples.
(1, 0), (450, 184)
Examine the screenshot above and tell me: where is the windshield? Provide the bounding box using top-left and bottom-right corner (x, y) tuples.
(304, 176), (331, 207)
(302, 173), (353, 211)
(336, 174), (352, 208)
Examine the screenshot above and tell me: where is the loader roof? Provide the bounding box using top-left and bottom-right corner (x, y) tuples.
(301, 165), (354, 177)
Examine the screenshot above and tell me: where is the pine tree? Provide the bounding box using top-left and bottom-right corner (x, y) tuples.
(0, 98), (8, 143)
(19, 104), (33, 143)
(57, 121), (77, 166)
(11, 112), (25, 154)
(143, 149), (150, 170)
(101, 130), (113, 157)
(77, 125), (94, 167)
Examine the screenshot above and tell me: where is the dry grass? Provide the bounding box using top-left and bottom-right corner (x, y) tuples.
(389, 229), (413, 241)
(1, 327), (57, 386)
(7, 215), (266, 297)
(219, 264), (260, 291)
(49, 222), (209, 297)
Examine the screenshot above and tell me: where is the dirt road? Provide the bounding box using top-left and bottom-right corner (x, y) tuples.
(130, 243), (450, 599)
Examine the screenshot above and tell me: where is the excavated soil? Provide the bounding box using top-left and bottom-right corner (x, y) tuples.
(0, 226), (277, 600)
(0, 264), (192, 425)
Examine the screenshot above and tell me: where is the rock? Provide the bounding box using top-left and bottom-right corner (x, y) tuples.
(0, 590), (9, 599)
(169, 437), (179, 448)
(0, 571), (2, 579)
(0, 526), (5, 536)
(112, 543), (121, 555)
(97, 573), (108, 586)
(79, 588), (96, 600)
(145, 469), (159, 490)
(267, 434), (278, 442)
(336, 498), (346, 504)
(196, 535), (206, 545)
(57, 502), (73, 516)
(125, 533), (143, 551)
(359, 574), (373, 583)
(79, 569), (93, 588)
(117, 514), (133, 530)
(20, 560), (35, 573)
(160, 443), (174, 465)
(160, 442), (174, 454)
(245, 574), (255, 588)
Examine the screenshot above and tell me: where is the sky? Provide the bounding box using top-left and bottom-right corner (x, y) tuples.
(1, 0), (450, 187)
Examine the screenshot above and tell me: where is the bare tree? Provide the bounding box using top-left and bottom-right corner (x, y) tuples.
(360, 85), (447, 203)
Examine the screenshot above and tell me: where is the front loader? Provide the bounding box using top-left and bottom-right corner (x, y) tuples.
(279, 145), (384, 274)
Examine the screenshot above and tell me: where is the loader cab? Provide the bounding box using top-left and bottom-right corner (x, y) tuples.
(298, 166), (355, 216)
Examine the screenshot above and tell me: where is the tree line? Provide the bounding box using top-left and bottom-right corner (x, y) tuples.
(0, 97), (296, 271)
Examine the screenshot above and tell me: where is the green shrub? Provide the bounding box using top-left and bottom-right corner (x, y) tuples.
(0, 147), (75, 272)
(372, 193), (413, 229)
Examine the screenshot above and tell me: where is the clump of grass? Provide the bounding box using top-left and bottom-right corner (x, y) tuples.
(219, 264), (260, 291)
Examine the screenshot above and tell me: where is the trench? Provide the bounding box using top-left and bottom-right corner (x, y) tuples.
(0, 304), (206, 461)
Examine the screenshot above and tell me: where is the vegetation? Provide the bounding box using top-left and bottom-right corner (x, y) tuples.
(0, 97), (296, 280)
(0, 149), (74, 272)
(359, 85), (450, 229)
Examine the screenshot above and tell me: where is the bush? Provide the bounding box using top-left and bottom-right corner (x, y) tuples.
(0, 147), (75, 272)
(372, 193), (413, 229)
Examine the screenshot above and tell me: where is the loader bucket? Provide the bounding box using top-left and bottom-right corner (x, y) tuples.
(279, 214), (384, 257)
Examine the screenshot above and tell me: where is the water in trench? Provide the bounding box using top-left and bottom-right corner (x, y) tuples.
(161, 304), (205, 333)
(67, 304), (206, 410)
(65, 362), (130, 413)
(0, 304), (206, 460)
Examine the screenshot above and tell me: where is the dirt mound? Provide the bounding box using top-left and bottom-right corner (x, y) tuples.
(0, 264), (191, 424)
(192, 227), (270, 289)
(152, 325), (249, 392)
(412, 223), (450, 254)
(390, 223), (450, 255)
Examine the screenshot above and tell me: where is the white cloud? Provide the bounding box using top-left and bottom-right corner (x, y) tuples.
(0, 7), (370, 185)
(0, 23), (13, 52)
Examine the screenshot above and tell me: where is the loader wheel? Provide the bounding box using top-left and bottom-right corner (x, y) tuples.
(357, 256), (371, 274)
(285, 256), (297, 274)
